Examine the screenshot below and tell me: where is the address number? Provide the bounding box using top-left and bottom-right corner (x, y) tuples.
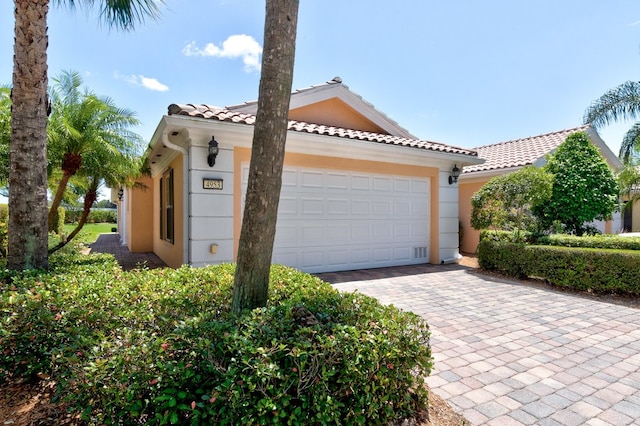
(203, 178), (223, 190)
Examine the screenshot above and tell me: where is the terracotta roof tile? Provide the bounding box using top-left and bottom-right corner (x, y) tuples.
(168, 103), (477, 157)
(463, 125), (590, 174)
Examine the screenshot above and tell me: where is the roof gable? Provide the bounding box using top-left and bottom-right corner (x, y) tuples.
(166, 103), (478, 157)
(227, 77), (416, 138)
(463, 125), (622, 175)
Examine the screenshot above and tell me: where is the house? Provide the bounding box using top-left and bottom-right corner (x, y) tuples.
(120, 78), (483, 273)
(458, 125), (624, 254)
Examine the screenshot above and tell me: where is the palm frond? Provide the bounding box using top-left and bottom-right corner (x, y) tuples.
(55, 0), (163, 31)
(584, 81), (640, 128)
(620, 122), (640, 163)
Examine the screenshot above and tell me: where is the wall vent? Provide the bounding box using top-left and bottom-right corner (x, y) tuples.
(413, 247), (428, 259)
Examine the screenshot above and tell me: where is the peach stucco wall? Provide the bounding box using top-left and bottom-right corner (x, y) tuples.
(153, 156), (184, 269)
(289, 98), (387, 134)
(233, 147), (442, 265)
(126, 175), (154, 252)
(459, 180), (486, 254)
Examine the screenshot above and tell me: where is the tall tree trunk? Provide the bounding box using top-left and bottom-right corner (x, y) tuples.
(48, 188), (97, 254)
(8, 0), (50, 270)
(232, 0), (299, 314)
(48, 169), (74, 231)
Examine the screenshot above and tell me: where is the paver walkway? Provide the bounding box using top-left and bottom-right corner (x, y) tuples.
(88, 233), (166, 270)
(317, 264), (640, 426)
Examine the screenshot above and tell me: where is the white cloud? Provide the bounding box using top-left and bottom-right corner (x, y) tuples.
(114, 71), (169, 92)
(183, 34), (263, 73)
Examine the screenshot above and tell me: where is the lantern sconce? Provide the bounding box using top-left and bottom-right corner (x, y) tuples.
(117, 187), (124, 201)
(448, 164), (460, 185)
(208, 135), (219, 167)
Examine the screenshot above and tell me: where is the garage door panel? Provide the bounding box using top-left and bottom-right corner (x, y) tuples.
(302, 171), (323, 188)
(327, 173), (349, 189)
(301, 198), (324, 215)
(351, 175), (370, 190)
(394, 178), (411, 192)
(282, 169), (298, 186)
(373, 177), (392, 191)
(243, 164), (430, 273)
(327, 199), (348, 215)
(278, 197), (298, 215)
(373, 200), (392, 216)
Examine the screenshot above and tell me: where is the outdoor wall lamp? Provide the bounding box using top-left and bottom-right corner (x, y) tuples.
(208, 135), (219, 167)
(448, 164), (460, 185)
(117, 187), (124, 201)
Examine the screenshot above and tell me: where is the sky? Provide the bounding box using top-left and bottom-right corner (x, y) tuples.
(1, 0), (640, 159)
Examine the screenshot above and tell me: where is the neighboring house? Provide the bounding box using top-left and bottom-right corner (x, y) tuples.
(121, 78), (483, 273)
(458, 125), (624, 254)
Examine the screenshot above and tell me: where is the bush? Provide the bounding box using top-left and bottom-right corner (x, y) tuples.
(0, 257), (432, 425)
(64, 208), (117, 224)
(538, 233), (640, 250)
(478, 239), (640, 295)
(87, 209), (117, 223)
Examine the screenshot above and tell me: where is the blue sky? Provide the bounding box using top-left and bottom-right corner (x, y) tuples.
(1, 0), (640, 157)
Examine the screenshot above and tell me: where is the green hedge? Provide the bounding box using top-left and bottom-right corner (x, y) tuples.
(478, 240), (640, 295)
(537, 233), (640, 250)
(0, 252), (432, 425)
(64, 208), (117, 224)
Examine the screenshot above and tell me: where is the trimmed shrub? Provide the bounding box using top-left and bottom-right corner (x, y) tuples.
(64, 208), (117, 224)
(478, 239), (640, 295)
(538, 233), (640, 250)
(0, 257), (432, 425)
(87, 209), (117, 223)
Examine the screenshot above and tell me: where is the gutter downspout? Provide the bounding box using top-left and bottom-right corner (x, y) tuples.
(161, 133), (191, 266)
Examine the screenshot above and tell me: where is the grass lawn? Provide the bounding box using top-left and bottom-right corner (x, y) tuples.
(62, 222), (115, 244)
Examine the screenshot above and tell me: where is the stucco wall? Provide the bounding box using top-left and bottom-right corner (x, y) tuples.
(459, 180), (485, 254)
(126, 175), (154, 252)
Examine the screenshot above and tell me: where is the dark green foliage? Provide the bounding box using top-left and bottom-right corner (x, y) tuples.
(64, 208), (117, 224)
(478, 240), (640, 295)
(86, 209), (118, 223)
(0, 253), (432, 425)
(538, 233), (640, 250)
(471, 166), (552, 233)
(534, 132), (619, 235)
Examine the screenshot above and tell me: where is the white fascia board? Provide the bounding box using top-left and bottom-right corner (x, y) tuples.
(157, 114), (481, 170)
(285, 130), (481, 169)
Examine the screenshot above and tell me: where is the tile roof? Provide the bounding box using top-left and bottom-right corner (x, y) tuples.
(463, 125), (590, 174)
(168, 103), (478, 157)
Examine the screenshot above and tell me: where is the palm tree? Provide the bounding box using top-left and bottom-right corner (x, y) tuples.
(49, 149), (142, 253)
(584, 81), (640, 163)
(9, 0), (160, 271)
(46, 70), (142, 232)
(232, 0), (300, 313)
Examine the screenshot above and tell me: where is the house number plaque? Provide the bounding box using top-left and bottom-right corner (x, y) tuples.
(203, 178), (223, 190)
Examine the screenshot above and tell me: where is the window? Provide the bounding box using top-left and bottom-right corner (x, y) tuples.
(160, 168), (174, 243)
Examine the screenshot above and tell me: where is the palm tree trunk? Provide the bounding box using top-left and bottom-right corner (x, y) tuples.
(8, 0), (50, 270)
(232, 0), (299, 314)
(48, 188), (97, 254)
(48, 170), (73, 231)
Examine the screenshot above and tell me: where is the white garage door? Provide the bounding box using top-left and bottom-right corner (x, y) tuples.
(242, 165), (430, 273)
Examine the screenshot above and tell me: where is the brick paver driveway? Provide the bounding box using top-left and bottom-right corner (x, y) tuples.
(317, 264), (640, 426)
